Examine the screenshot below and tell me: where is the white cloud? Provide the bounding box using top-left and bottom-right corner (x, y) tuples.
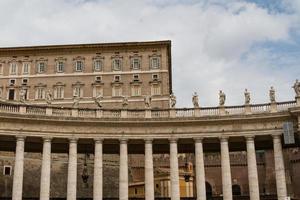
(0, 0), (299, 107)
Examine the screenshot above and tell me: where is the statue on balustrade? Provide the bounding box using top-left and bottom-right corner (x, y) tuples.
(122, 96), (129, 108)
(94, 93), (103, 108)
(292, 79), (300, 97)
(170, 93), (176, 108)
(192, 92), (199, 108)
(269, 86), (276, 103)
(244, 89), (250, 105)
(72, 94), (80, 108)
(144, 95), (152, 109)
(45, 90), (53, 105)
(19, 88), (26, 103)
(219, 90), (226, 106)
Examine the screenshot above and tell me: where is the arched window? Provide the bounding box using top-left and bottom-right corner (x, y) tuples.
(206, 181), (213, 197)
(232, 184), (241, 196)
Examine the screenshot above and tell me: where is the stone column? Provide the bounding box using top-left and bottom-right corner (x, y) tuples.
(12, 136), (25, 200)
(220, 137), (232, 200)
(40, 137), (52, 200)
(194, 138), (206, 200)
(145, 139), (154, 200)
(273, 135), (287, 200)
(119, 139), (128, 200)
(170, 139), (180, 200)
(246, 136), (260, 200)
(93, 139), (103, 200)
(67, 138), (77, 200)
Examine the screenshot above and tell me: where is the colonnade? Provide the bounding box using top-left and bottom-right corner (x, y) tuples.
(10, 135), (288, 200)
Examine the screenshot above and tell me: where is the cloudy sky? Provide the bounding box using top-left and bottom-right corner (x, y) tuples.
(0, 0), (299, 107)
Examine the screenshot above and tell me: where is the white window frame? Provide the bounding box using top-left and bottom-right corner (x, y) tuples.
(93, 60), (103, 72)
(75, 60), (84, 72)
(150, 57), (160, 69)
(112, 59), (122, 71)
(114, 75), (121, 82)
(151, 84), (161, 96)
(37, 62), (46, 73)
(112, 86), (122, 97)
(0, 63), (4, 75)
(35, 87), (45, 99)
(56, 61), (64, 73)
(131, 58), (141, 70)
(73, 86), (83, 97)
(152, 74), (159, 80)
(9, 79), (16, 85)
(10, 63), (17, 75)
(54, 86), (64, 99)
(22, 78), (28, 85)
(3, 165), (12, 176)
(95, 76), (102, 82)
(22, 63), (30, 74)
(131, 85), (141, 97)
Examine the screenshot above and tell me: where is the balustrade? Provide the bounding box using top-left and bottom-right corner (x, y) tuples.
(0, 100), (297, 119)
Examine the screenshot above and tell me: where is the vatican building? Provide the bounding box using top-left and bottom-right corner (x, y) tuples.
(0, 40), (299, 200)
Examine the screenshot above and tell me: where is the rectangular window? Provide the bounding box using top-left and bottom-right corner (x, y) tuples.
(0, 88), (3, 98)
(0, 64), (3, 74)
(131, 58), (141, 70)
(93, 86), (103, 97)
(8, 89), (15, 100)
(38, 62), (45, 73)
(3, 166), (12, 176)
(94, 60), (102, 71)
(150, 57), (160, 69)
(131, 85), (141, 96)
(95, 76), (102, 82)
(54, 86), (64, 99)
(114, 75), (121, 82)
(57, 62), (64, 73)
(73, 87), (83, 97)
(36, 87), (45, 99)
(22, 78), (28, 85)
(112, 59), (122, 71)
(10, 63), (17, 74)
(133, 74), (139, 81)
(152, 74), (159, 80)
(23, 63), (30, 74)
(75, 61), (84, 72)
(151, 84), (161, 95)
(9, 79), (16, 85)
(112, 86), (122, 97)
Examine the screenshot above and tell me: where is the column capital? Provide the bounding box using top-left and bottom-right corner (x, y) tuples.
(69, 137), (78, 143)
(245, 135), (255, 142)
(16, 136), (26, 141)
(169, 138), (178, 143)
(145, 138), (153, 144)
(119, 138), (128, 144)
(194, 137), (204, 143)
(42, 137), (52, 142)
(272, 134), (281, 140)
(94, 138), (103, 143)
(219, 136), (229, 142)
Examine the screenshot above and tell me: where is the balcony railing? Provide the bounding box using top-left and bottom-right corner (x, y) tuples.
(0, 100), (297, 119)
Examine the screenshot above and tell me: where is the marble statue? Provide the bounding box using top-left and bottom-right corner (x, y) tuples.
(45, 90), (53, 105)
(219, 90), (226, 106)
(269, 86), (276, 103)
(292, 79), (300, 97)
(72, 94), (80, 108)
(144, 95), (152, 109)
(122, 96), (129, 108)
(19, 89), (26, 103)
(170, 93), (176, 108)
(244, 89), (250, 105)
(94, 93), (103, 108)
(192, 92), (199, 108)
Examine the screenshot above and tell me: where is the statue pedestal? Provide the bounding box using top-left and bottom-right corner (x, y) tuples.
(121, 110), (128, 118)
(71, 108), (78, 117)
(296, 96), (300, 106)
(169, 108), (176, 118)
(219, 106), (226, 116)
(270, 103), (277, 113)
(244, 104), (251, 114)
(145, 109), (151, 118)
(194, 108), (201, 117)
(46, 107), (53, 116)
